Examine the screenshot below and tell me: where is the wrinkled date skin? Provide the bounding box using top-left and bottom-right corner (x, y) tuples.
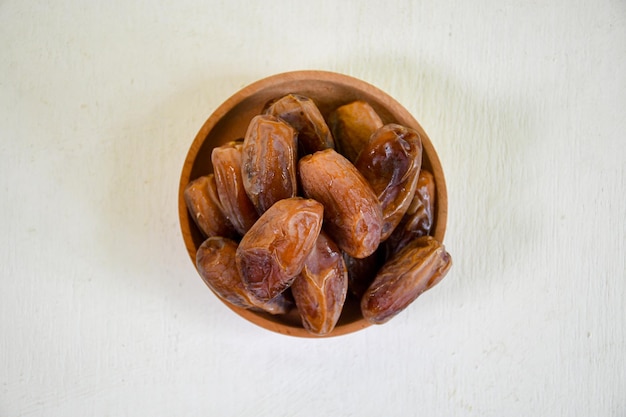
(184, 174), (237, 239)
(361, 236), (452, 324)
(385, 169), (436, 257)
(241, 114), (298, 214)
(196, 237), (294, 315)
(327, 100), (384, 163)
(299, 149), (383, 259)
(355, 124), (423, 241)
(264, 94), (335, 156)
(236, 198), (324, 301)
(291, 231), (348, 336)
(211, 140), (259, 235)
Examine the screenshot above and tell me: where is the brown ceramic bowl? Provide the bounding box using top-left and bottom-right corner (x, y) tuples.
(178, 70), (448, 337)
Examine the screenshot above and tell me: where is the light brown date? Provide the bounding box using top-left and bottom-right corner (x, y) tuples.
(241, 114), (298, 214)
(196, 237), (293, 315)
(385, 169), (436, 257)
(236, 197), (324, 301)
(291, 231), (348, 336)
(355, 124), (423, 241)
(264, 94), (334, 156)
(361, 236), (451, 324)
(299, 148), (383, 259)
(184, 174), (237, 239)
(211, 140), (259, 235)
(327, 100), (383, 163)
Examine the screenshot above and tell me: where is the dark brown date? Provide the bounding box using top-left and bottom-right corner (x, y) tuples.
(184, 174), (237, 239)
(241, 114), (298, 214)
(211, 140), (259, 235)
(196, 237), (293, 315)
(291, 231), (348, 336)
(299, 148), (383, 259)
(344, 249), (383, 300)
(327, 100), (383, 163)
(264, 94), (334, 156)
(385, 169), (436, 257)
(361, 236), (452, 324)
(236, 197), (324, 301)
(355, 124), (422, 241)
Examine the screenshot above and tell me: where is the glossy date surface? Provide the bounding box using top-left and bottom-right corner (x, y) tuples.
(328, 100), (383, 163)
(196, 237), (293, 315)
(184, 174), (237, 239)
(291, 231), (348, 335)
(299, 148), (383, 259)
(361, 236), (452, 324)
(385, 169), (436, 257)
(264, 93), (334, 156)
(241, 114), (298, 214)
(236, 197), (324, 301)
(211, 140), (259, 235)
(355, 124), (422, 241)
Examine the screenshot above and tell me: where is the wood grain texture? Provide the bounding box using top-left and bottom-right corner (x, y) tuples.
(1, 0), (625, 416)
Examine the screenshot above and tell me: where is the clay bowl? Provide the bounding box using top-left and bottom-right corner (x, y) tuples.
(178, 70), (448, 337)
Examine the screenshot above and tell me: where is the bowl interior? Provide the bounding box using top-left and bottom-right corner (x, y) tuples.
(179, 70), (447, 337)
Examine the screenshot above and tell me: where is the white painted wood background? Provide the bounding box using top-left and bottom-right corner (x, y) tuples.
(1, 0), (624, 416)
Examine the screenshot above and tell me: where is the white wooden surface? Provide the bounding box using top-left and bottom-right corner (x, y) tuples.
(1, 1), (625, 416)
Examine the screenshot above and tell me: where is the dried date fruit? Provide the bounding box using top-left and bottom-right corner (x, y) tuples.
(196, 237), (293, 315)
(264, 94), (334, 156)
(327, 100), (383, 163)
(299, 148), (383, 259)
(184, 174), (237, 239)
(291, 231), (348, 336)
(385, 169), (436, 257)
(211, 140), (259, 235)
(361, 236), (452, 324)
(355, 124), (422, 241)
(241, 115), (298, 214)
(236, 197), (324, 301)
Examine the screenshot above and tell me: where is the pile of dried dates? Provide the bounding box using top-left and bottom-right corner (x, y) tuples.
(185, 94), (452, 335)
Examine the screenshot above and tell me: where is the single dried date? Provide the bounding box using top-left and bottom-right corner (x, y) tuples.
(236, 197), (324, 301)
(211, 140), (259, 235)
(184, 174), (237, 239)
(241, 114), (298, 214)
(327, 100), (383, 163)
(299, 148), (383, 259)
(361, 236), (452, 324)
(291, 231), (348, 336)
(196, 237), (293, 315)
(264, 94), (334, 156)
(355, 124), (422, 241)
